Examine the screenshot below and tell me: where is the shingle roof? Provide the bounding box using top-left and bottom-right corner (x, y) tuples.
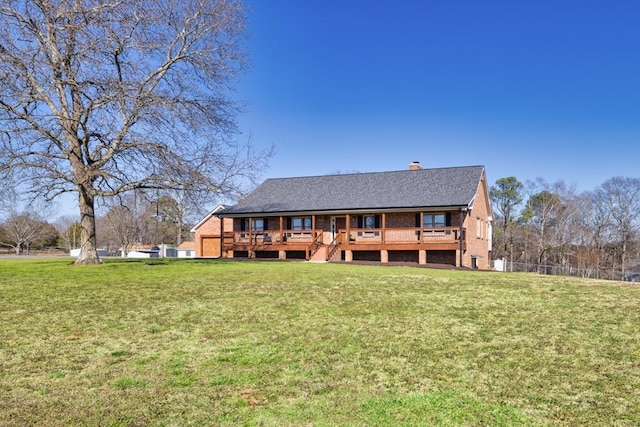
(177, 241), (196, 250)
(222, 165), (485, 216)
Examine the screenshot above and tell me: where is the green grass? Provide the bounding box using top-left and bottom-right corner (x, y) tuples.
(1, 258), (639, 426)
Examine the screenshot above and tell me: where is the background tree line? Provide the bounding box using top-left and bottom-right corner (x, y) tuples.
(0, 189), (201, 256)
(490, 176), (640, 280)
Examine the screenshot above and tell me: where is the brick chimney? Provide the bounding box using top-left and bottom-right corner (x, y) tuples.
(409, 161), (422, 170)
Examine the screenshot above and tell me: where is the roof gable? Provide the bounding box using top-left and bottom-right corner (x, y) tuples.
(190, 204), (227, 232)
(223, 165), (486, 215)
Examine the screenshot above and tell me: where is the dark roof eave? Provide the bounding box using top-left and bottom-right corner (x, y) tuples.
(219, 205), (470, 218)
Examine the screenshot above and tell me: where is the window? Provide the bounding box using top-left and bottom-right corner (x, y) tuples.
(291, 216), (312, 230)
(476, 218), (482, 238)
(356, 215), (380, 237)
(242, 218), (266, 232)
(357, 215), (380, 230)
(363, 215), (376, 229)
(424, 213), (446, 228)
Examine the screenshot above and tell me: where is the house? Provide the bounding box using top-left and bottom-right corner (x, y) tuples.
(177, 241), (196, 258)
(193, 162), (493, 269)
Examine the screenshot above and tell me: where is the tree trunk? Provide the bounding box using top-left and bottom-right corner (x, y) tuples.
(75, 186), (102, 265)
(176, 215), (183, 246)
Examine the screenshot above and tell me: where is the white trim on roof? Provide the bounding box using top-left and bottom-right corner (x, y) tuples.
(190, 204), (226, 232)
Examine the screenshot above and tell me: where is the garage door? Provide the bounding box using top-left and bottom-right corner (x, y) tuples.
(201, 237), (221, 257)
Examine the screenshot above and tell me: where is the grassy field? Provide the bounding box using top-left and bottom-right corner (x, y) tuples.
(1, 258), (639, 426)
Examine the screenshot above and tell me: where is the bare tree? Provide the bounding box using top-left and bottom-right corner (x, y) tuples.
(0, 0), (271, 264)
(571, 191), (615, 277)
(54, 215), (81, 252)
(0, 168), (17, 222)
(101, 191), (149, 256)
(597, 177), (640, 278)
(152, 187), (216, 246)
(0, 207), (48, 255)
(146, 194), (182, 246)
(520, 180), (577, 270)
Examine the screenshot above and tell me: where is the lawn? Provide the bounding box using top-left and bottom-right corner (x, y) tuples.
(1, 258), (639, 426)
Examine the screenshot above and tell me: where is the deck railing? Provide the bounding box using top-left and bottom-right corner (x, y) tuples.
(226, 230), (321, 246)
(348, 226), (461, 244)
(225, 226), (460, 248)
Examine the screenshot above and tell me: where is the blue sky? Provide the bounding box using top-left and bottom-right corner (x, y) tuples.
(236, 0), (640, 192)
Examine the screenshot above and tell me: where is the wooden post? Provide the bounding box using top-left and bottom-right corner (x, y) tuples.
(249, 216), (253, 254)
(312, 214), (317, 244)
(220, 214), (224, 258)
(382, 213), (386, 244)
(346, 214), (351, 246)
